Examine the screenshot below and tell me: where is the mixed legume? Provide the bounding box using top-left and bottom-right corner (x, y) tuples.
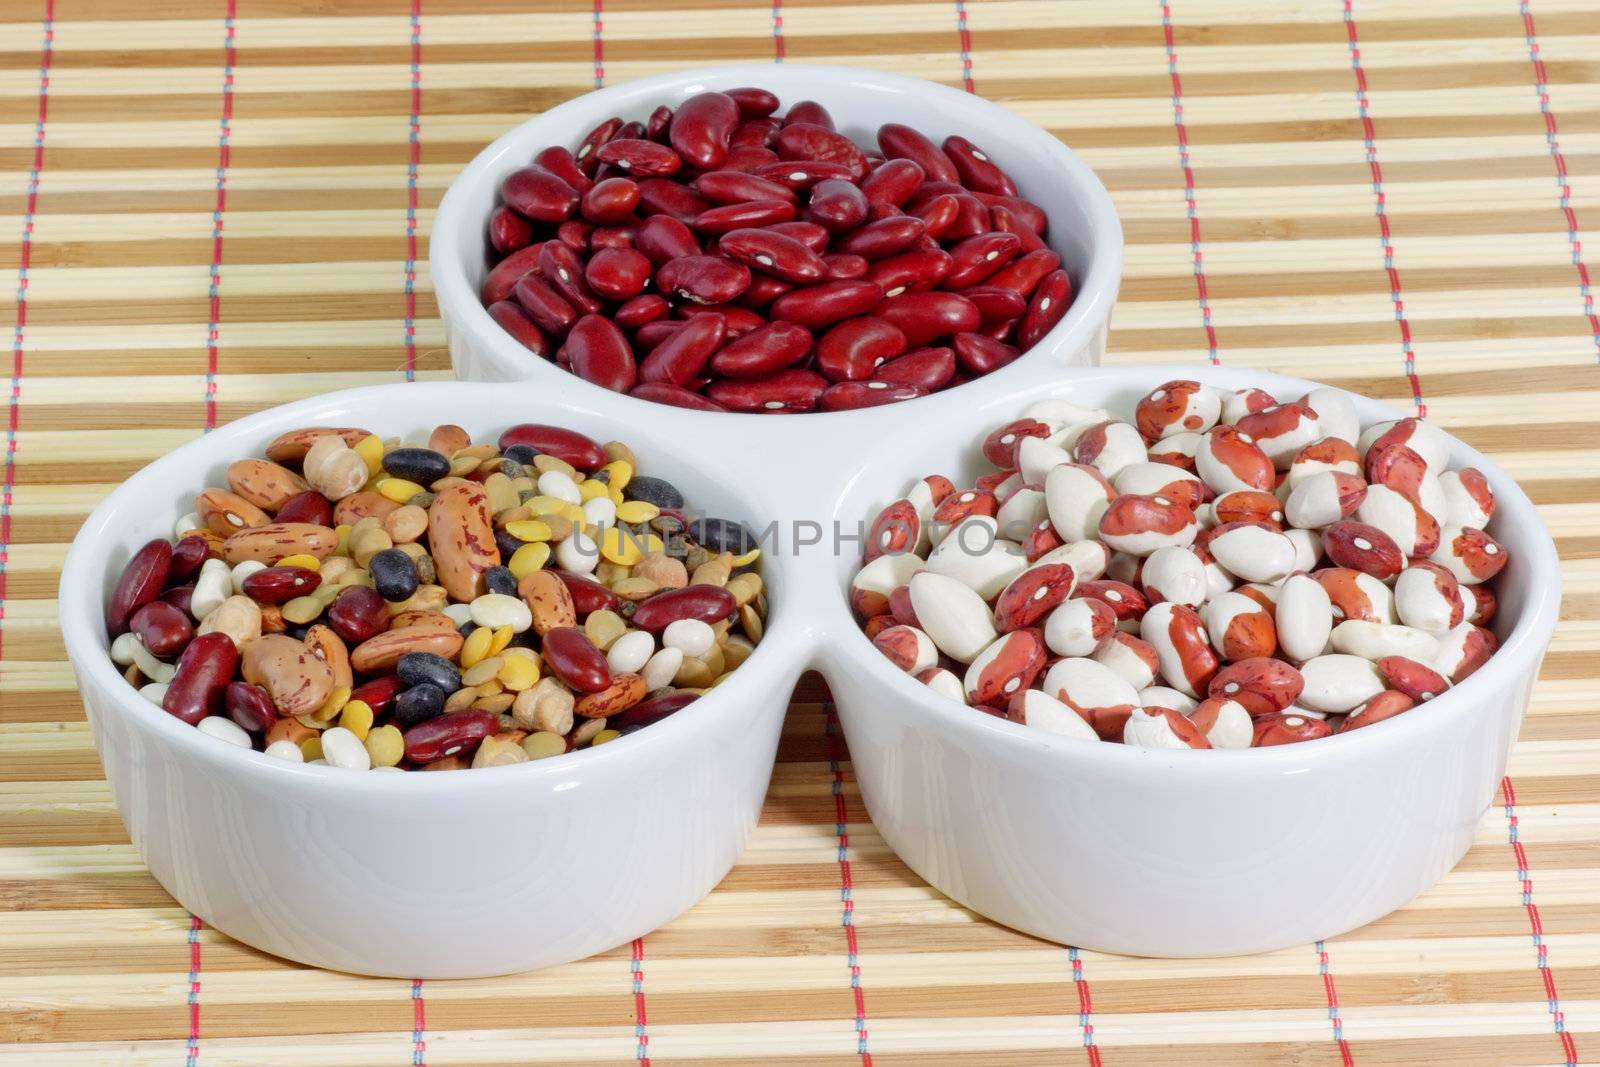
(853, 382), (1506, 748)
(106, 423), (767, 770)
(481, 90), (1072, 412)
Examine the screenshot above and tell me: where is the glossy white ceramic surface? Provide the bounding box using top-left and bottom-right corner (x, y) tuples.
(432, 63), (1123, 401)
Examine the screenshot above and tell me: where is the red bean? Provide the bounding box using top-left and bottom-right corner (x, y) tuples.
(989, 204), (1048, 254)
(575, 116), (622, 176)
(867, 248), (953, 295)
(108, 538), (172, 636)
(908, 193), (960, 241)
(985, 247), (1061, 298)
(480, 243), (543, 305)
(635, 320), (683, 353)
(555, 572), (620, 615)
(816, 317), (907, 381)
(580, 177), (641, 224)
(873, 345), (957, 390)
(276, 490), (332, 527)
(878, 123), (961, 183)
(636, 215), (701, 265)
(242, 566), (322, 606)
(706, 368), (828, 412)
(770, 280), (885, 329)
(130, 600), (194, 658)
(874, 291), (981, 345)
(597, 138), (682, 177)
(225, 681), (277, 732)
(512, 273), (578, 336)
(784, 100), (836, 130)
(953, 332), (1023, 374)
(808, 178), (868, 233)
(683, 304), (765, 335)
(488, 205), (533, 255)
(487, 300), (554, 358)
(636, 178), (711, 224)
(541, 626), (612, 693)
(763, 220), (830, 253)
(737, 273), (794, 308)
(691, 170), (796, 205)
(500, 166), (580, 223)
(943, 231), (1021, 289)
(710, 320), (813, 377)
(822, 253), (869, 280)
(639, 312), (726, 386)
(724, 145), (779, 172)
(561, 314), (638, 392)
(859, 158), (926, 206)
(609, 690), (698, 731)
(404, 710), (499, 764)
(163, 633), (238, 726)
(533, 144), (593, 195)
(614, 292), (670, 328)
(162, 584), (195, 617)
(727, 87), (780, 118)
(328, 585), (390, 644)
(656, 255), (752, 305)
(946, 194), (991, 240)
(585, 247), (653, 302)
(557, 220), (595, 252)
(538, 242), (602, 314)
(631, 584), (738, 631)
(960, 285), (1028, 324)
(718, 227), (826, 284)
(821, 380), (927, 410)
(833, 216), (925, 260)
(645, 104), (673, 143)
(942, 135), (1017, 196)
(350, 674), (405, 717)
(630, 382), (730, 411)
(752, 160), (854, 190)
(971, 192), (1048, 234)
(670, 91), (740, 169)
(693, 199), (796, 233)
(1017, 269), (1073, 348)
(168, 534), (211, 585)
(776, 124), (867, 180)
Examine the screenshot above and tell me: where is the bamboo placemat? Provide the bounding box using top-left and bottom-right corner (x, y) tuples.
(1, 0), (1597, 1063)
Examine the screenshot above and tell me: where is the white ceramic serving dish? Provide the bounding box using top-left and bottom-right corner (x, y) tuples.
(432, 63), (1123, 403)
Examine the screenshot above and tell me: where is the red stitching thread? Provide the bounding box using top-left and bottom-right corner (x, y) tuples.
(403, 0), (422, 382)
(204, 0), (237, 430)
(411, 978), (427, 1065)
(632, 936), (652, 1065)
(592, 0), (605, 88)
(1068, 947), (1103, 1066)
(954, 1), (975, 93)
(772, 0), (785, 61)
(187, 915), (202, 1066)
(825, 705), (872, 1064)
(1502, 777), (1580, 1065)
(1159, 0), (1221, 365)
(1316, 941), (1355, 1065)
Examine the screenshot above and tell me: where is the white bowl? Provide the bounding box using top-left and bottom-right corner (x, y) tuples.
(813, 364), (1560, 957)
(58, 382), (813, 979)
(432, 63), (1123, 407)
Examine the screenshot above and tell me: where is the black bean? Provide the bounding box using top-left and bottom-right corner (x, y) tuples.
(396, 651), (461, 694)
(382, 447), (452, 485)
(689, 517), (756, 554)
(503, 444), (539, 466)
(495, 529), (525, 560)
(626, 475), (685, 510)
(368, 548), (420, 602)
(283, 623), (312, 641)
(393, 683), (446, 728)
(484, 565), (518, 597)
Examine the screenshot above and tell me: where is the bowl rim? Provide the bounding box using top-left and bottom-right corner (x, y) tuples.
(821, 362), (1563, 772)
(429, 61), (1125, 418)
(57, 382), (811, 795)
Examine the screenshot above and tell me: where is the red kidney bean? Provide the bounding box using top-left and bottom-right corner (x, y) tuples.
(513, 271), (578, 337)
(784, 100), (835, 130)
(942, 135), (1017, 196)
(970, 192), (1048, 234)
(108, 539), (172, 636)
(737, 274), (794, 308)
(632, 584), (738, 631)
(488, 205), (533, 255)
(404, 709), (499, 764)
(878, 123), (961, 183)
(646, 104), (673, 142)
(873, 345), (956, 390)
(686, 305), (765, 336)
(691, 169), (796, 205)
(900, 194), (958, 242)
(614, 292), (670, 328)
(130, 600), (194, 658)
(718, 227), (826, 284)
(945, 194), (992, 240)
(328, 585), (389, 644)
(575, 117), (623, 176)
(162, 633), (238, 726)
(610, 690), (699, 732)
(816, 317), (907, 381)
(752, 160), (854, 190)
(480, 243), (543, 305)
(541, 626), (612, 693)
(500, 166), (580, 223)
(706, 368), (828, 412)
(693, 199), (796, 233)
(943, 231), (1021, 289)
(596, 138), (682, 177)
(727, 87), (780, 118)
(636, 214), (701, 265)
(168, 535), (211, 585)
(242, 566), (322, 606)
(580, 177), (641, 224)
(1017, 268), (1073, 348)
(729, 118), (779, 149)
(984, 318), (1022, 346)
(859, 157), (926, 206)
(537, 242), (602, 314)
(161, 584), (195, 616)
(867, 248), (953, 295)
(656, 255), (752, 305)
(833, 216), (926, 260)
(724, 145), (779, 171)
(710, 320), (813, 377)
(808, 178), (869, 233)
(639, 312), (726, 386)
(561, 313), (638, 392)
(989, 204), (1047, 253)
(225, 681), (277, 733)
(822, 253), (869, 280)
(555, 572), (620, 615)
(533, 145), (593, 195)
(953, 332), (1023, 374)
(960, 285), (1028, 324)
(348, 674), (404, 718)
(821, 380), (927, 410)
(635, 320), (683, 353)
(499, 424), (608, 470)
(585, 247), (652, 302)
(875, 291), (981, 345)
(763, 220), (830, 253)
(985, 247), (1060, 297)
(771, 280), (885, 329)
(635, 177), (711, 224)
(488, 300), (554, 358)
(630, 382), (729, 411)
(276, 490), (332, 527)
(670, 91), (740, 170)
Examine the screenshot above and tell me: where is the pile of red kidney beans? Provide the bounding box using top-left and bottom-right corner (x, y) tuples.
(480, 88), (1071, 413)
